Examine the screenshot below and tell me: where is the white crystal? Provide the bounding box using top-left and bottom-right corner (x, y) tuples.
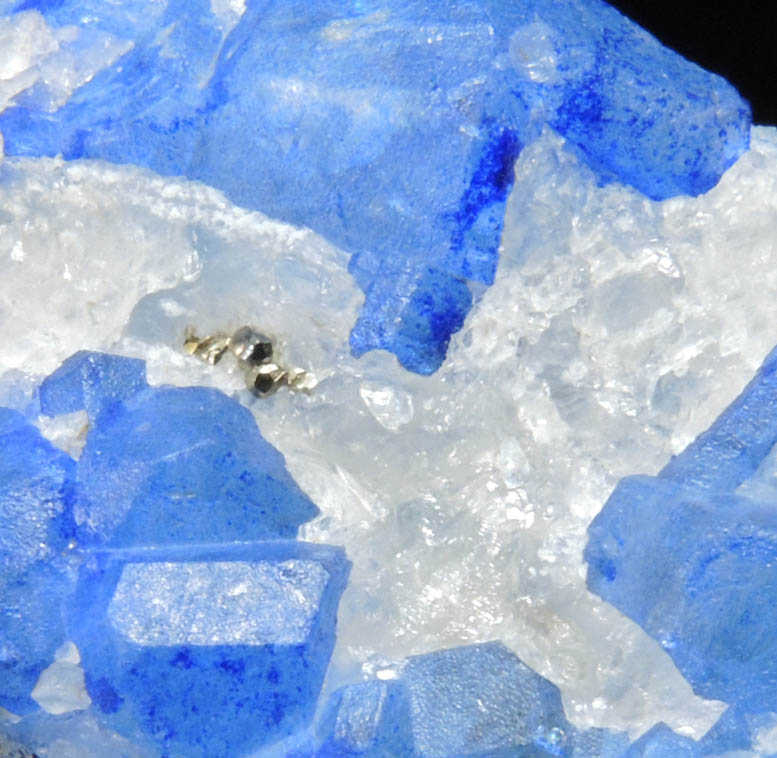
(34, 410), (89, 459)
(0, 10), (132, 116)
(31, 642), (90, 715)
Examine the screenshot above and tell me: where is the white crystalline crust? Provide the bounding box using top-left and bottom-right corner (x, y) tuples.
(107, 560), (329, 646)
(3, 128), (777, 744)
(0, 11), (133, 116)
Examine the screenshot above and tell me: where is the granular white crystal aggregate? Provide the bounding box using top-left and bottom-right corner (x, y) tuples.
(2, 127), (777, 746)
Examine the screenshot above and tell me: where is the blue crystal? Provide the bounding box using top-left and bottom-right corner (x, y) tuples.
(622, 723), (698, 758)
(69, 542), (350, 758)
(696, 707), (752, 756)
(0, 408), (75, 714)
(695, 706), (777, 756)
(0, 0), (750, 373)
(585, 346), (777, 712)
(39, 350), (147, 420)
(570, 728), (630, 758)
(35, 351), (319, 546)
(485, 0), (751, 201)
(402, 642), (572, 757)
(659, 344), (777, 492)
(0, 562), (73, 716)
(310, 641), (572, 758)
(313, 679), (413, 758)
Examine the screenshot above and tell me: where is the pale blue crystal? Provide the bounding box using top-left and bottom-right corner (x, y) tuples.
(309, 641), (573, 758)
(0, 408), (75, 715)
(586, 346), (777, 712)
(38, 351), (319, 546)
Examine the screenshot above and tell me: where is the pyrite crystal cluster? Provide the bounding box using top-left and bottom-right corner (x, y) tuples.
(184, 325), (314, 397)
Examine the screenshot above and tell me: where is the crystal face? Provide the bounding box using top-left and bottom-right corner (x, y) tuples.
(309, 642), (575, 758)
(1, 1), (776, 757)
(585, 348), (777, 712)
(70, 543), (350, 758)
(0, 408), (75, 715)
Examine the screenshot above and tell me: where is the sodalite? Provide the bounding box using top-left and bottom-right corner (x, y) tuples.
(70, 542), (350, 758)
(39, 351), (147, 420)
(40, 351), (318, 546)
(621, 724), (697, 758)
(0, 0), (750, 373)
(0, 407), (75, 715)
(585, 345), (777, 712)
(309, 642), (574, 758)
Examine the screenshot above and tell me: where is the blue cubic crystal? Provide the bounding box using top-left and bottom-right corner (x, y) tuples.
(570, 728), (630, 758)
(0, 407), (75, 715)
(401, 641), (572, 757)
(1, 562), (73, 717)
(622, 723), (698, 758)
(38, 352), (320, 546)
(69, 541), (350, 758)
(488, 0), (751, 201)
(585, 346), (777, 712)
(0, 0), (750, 373)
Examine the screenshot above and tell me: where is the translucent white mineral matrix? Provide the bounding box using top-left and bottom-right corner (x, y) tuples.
(2, 123), (777, 748)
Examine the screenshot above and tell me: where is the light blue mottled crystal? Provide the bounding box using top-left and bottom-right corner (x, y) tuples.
(38, 351), (319, 546)
(312, 679), (413, 758)
(39, 350), (147, 420)
(309, 641), (574, 758)
(585, 346), (777, 712)
(621, 723), (697, 758)
(69, 542), (350, 758)
(0, 0), (750, 373)
(0, 408), (75, 715)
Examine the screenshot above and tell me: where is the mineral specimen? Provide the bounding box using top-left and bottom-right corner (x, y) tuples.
(39, 351), (321, 546)
(0, 0), (775, 756)
(309, 642), (574, 758)
(0, 0), (750, 373)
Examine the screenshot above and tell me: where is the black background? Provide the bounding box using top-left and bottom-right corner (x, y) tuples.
(608, 0), (776, 125)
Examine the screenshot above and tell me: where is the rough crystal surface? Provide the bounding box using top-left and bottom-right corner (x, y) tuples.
(401, 642), (571, 757)
(621, 723), (698, 758)
(0, 0), (750, 372)
(311, 642), (574, 758)
(39, 351), (147, 420)
(59, 359), (320, 546)
(69, 542), (350, 758)
(0, 9), (775, 747)
(6, 126), (777, 743)
(312, 679), (412, 758)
